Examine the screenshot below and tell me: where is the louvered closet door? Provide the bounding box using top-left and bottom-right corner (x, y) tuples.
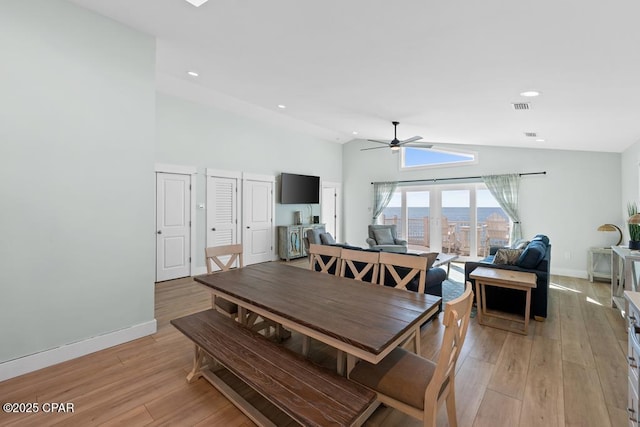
(206, 175), (239, 270)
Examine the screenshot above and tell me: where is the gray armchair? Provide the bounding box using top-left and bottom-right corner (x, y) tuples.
(366, 224), (408, 253)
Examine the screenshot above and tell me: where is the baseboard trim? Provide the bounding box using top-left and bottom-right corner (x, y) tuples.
(0, 319), (157, 382)
(551, 268), (588, 279)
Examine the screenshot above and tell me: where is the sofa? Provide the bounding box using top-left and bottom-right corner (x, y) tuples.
(464, 234), (551, 319)
(305, 228), (447, 311)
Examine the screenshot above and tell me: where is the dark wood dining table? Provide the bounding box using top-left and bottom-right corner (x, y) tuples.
(194, 262), (441, 374)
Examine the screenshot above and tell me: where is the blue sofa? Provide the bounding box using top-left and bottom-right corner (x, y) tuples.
(464, 234), (551, 319)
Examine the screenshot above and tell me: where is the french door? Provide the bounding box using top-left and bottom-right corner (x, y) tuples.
(381, 184), (507, 258)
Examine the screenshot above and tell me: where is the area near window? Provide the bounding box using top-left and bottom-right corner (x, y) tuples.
(380, 184), (510, 260)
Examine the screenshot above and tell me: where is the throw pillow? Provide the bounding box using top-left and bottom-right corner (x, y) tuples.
(319, 232), (336, 245)
(510, 239), (529, 250)
(517, 240), (546, 268)
(418, 252), (439, 269)
(373, 228), (395, 245)
(493, 248), (524, 265)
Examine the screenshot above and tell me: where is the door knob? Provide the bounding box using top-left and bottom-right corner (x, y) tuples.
(211, 228), (216, 231)
(157, 230), (162, 234)
(246, 226), (250, 229)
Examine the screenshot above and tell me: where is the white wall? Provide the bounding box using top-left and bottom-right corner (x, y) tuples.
(155, 92), (342, 269)
(622, 139), (640, 235)
(0, 0), (156, 365)
(343, 140), (621, 277)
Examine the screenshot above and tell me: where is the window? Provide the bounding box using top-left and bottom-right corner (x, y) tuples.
(401, 147), (476, 170)
(380, 184), (510, 259)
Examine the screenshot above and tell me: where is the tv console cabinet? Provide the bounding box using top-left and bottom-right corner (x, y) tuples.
(278, 224), (325, 261)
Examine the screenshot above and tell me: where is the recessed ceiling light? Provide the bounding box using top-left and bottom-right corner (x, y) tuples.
(187, 71), (199, 77)
(352, 131), (358, 135)
(520, 90), (541, 97)
(536, 139), (546, 142)
(277, 104), (286, 109)
(185, 0), (209, 7)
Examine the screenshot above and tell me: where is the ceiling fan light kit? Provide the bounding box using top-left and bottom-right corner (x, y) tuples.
(185, 0), (209, 7)
(361, 121), (433, 152)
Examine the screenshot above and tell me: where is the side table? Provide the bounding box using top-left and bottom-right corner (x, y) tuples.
(587, 246), (612, 282)
(470, 267), (537, 335)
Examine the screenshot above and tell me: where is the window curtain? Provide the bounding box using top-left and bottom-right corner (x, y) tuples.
(482, 173), (522, 242)
(371, 182), (398, 223)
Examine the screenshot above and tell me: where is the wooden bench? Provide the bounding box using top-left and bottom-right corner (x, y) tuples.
(171, 309), (377, 427)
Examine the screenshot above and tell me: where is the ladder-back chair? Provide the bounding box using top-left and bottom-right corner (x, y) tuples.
(349, 284), (474, 427)
(378, 251), (428, 293)
(308, 243), (342, 275)
(339, 248), (380, 284)
(205, 244), (243, 318)
(205, 244), (276, 336)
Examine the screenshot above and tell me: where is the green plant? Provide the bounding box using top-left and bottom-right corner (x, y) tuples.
(628, 202), (640, 241)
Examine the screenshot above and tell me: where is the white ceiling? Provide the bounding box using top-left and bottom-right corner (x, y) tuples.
(68, 0), (640, 152)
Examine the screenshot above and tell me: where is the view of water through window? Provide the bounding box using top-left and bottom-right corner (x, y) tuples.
(381, 185), (509, 258)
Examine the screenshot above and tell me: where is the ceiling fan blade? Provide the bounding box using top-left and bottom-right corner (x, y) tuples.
(399, 136), (423, 144)
(367, 139), (391, 145)
(360, 145), (389, 151)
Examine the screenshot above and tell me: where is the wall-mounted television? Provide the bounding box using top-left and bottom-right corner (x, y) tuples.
(280, 173), (320, 204)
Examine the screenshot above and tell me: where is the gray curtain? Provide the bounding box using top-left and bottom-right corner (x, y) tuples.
(372, 182), (398, 223)
(482, 173), (522, 242)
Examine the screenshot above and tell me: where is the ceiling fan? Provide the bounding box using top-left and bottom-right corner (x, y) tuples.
(361, 121), (433, 152)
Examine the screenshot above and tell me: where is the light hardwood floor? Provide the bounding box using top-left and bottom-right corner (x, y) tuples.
(0, 263), (629, 426)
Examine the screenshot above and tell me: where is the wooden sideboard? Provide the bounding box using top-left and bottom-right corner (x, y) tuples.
(277, 224), (325, 261)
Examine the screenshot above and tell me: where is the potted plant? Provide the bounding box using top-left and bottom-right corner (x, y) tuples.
(628, 202), (640, 249)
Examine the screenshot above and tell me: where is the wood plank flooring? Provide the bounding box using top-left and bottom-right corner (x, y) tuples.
(0, 263), (629, 426)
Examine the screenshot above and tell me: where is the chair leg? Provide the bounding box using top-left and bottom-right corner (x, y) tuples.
(423, 401), (438, 427)
(446, 380), (458, 427)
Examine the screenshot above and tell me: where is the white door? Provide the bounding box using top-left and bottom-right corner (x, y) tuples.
(322, 182), (341, 241)
(156, 172), (191, 281)
(207, 174), (239, 247)
(243, 175), (274, 265)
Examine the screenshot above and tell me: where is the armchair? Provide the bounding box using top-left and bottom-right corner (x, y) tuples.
(366, 224), (408, 253)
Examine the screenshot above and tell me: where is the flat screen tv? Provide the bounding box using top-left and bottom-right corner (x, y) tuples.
(280, 173), (320, 204)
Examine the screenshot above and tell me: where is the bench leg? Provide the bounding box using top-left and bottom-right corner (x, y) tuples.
(187, 345), (206, 383)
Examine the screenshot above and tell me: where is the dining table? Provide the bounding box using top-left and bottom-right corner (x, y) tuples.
(194, 262), (442, 375)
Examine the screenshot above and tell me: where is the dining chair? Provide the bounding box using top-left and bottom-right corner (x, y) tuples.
(205, 244), (244, 319)
(339, 248), (380, 284)
(349, 283), (474, 427)
(205, 244), (276, 337)
(308, 243), (342, 275)
(378, 251), (428, 293)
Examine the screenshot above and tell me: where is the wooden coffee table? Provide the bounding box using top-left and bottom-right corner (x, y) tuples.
(469, 267), (537, 335)
(432, 253), (459, 277)
(406, 250), (459, 277)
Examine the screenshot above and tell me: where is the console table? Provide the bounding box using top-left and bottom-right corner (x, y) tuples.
(611, 245), (640, 316)
(277, 224), (325, 261)
(587, 246), (612, 282)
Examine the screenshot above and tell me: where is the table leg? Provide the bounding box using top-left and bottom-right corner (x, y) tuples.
(336, 350), (346, 376)
(346, 354), (357, 376)
(238, 307), (248, 326)
(187, 345), (206, 383)
(523, 288), (531, 335)
(476, 282), (486, 325)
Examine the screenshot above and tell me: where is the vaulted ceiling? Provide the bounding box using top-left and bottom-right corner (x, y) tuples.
(69, 0), (640, 152)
